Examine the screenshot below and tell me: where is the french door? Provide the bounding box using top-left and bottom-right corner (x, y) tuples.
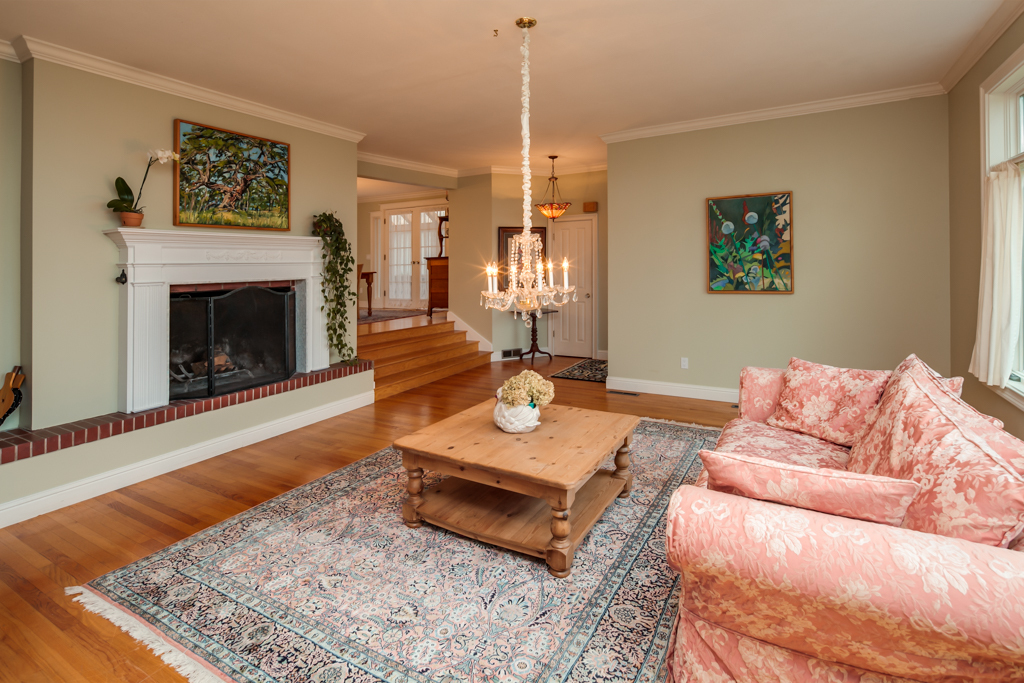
(384, 205), (445, 309)
(549, 214), (597, 358)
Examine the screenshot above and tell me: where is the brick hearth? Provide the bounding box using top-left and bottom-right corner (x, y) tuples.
(0, 360), (372, 465)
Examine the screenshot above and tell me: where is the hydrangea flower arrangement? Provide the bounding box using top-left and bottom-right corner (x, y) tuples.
(499, 370), (554, 409)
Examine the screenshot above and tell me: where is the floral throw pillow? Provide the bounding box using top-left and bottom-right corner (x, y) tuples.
(765, 358), (891, 446)
(847, 358), (1024, 546)
(699, 449), (921, 526)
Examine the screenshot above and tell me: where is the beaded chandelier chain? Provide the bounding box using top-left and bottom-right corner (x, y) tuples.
(480, 18), (576, 328)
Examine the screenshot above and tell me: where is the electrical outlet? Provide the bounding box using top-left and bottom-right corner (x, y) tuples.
(680, 357), (689, 369)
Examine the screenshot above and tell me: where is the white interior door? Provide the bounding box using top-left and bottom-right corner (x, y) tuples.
(385, 210), (415, 308)
(383, 205), (446, 309)
(549, 214), (597, 358)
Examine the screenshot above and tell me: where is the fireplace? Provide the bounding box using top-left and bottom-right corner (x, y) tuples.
(104, 228), (332, 414)
(169, 284), (296, 400)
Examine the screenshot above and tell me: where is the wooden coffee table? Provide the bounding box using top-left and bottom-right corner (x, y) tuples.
(394, 401), (641, 577)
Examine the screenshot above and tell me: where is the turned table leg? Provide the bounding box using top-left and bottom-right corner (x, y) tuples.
(612, 434), (633, 498)
(402, 466), (424, 528)
(546, 506), (573, 578)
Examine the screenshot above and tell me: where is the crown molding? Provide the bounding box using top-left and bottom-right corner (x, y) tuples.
(0, 40), (16, 63)
(941, 0), (1024, 91)
(358, 189), (448, 204)
(357, 151), (459, 178)
(10, 36), (365, 143)
(600, 82), (946, 143)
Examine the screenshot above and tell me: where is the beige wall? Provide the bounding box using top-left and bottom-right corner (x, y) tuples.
(608, 96), (951, 392)
(357, 160), (457, 190)
(2, 58), (370, 508)
(356, 199), (380, 279)
(489, 171), (608, 356)
(21, 59), (359, 429)
(447, 173), (493, 337)
(0, 60), (21, 430)
(351, 168), (606, 353)
(949, 14), (1024, 437)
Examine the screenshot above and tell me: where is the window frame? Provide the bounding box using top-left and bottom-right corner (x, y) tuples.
(981, 44), (1024, 407)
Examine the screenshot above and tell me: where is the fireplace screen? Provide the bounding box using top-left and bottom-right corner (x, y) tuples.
(169, 286), (296, 400)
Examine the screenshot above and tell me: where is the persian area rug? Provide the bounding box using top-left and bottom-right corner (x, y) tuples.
(550, 359), (608, 383)
(358, 309), (429, 324)
(71, 420), (718, 683)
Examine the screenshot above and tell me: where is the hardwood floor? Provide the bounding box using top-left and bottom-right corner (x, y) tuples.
(0, 356), (736, 682)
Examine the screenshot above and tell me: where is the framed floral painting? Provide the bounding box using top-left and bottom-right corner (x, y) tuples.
(174, 120), (290, 231)
(707, 192), (792, 293)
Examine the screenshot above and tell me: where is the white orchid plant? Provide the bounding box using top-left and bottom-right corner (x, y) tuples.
(107, 149), (179, 214)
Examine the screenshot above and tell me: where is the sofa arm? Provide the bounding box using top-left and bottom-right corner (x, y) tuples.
(737, 366), (785, 422)
(666, 485), (1024, 679)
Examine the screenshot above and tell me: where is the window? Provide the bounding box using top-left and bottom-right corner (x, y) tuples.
(980, 44), (1024, 409)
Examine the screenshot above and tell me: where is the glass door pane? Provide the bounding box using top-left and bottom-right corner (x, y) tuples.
(419, 210), (443, 302)
(387, 211), (413, 307)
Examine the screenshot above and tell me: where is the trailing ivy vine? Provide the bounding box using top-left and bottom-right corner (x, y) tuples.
(313, 212), (357, 361)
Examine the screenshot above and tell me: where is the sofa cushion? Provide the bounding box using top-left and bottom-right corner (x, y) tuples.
(700, 449), (921, 526)
(715, 418), (851, 470)
(848, 357), (1024, 546)
(765, 358), (891, 446)
(737, 366), (786, 423)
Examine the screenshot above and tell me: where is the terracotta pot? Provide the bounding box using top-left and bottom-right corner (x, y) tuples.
(119, 212), (144, 227)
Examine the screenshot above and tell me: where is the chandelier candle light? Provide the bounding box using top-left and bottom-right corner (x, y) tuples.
(481, 17), (576, 327)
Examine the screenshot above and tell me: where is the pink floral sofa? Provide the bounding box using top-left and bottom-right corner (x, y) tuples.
(664, 356), (1024, 682)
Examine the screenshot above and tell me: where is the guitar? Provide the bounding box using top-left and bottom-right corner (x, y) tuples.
(0, 366), (25, 427)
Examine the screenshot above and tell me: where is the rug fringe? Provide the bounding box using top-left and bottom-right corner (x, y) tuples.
(640, 416), (723, 431)
(69, 586), (225, 683)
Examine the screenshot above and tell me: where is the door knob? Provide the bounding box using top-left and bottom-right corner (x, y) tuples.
(586, 293), (591, 299)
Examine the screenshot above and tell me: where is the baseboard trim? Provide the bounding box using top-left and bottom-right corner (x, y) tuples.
(595, 350), (608, 361)
(446, 311), (493, 352)
(606, 376), (738, 403)
(0, 390), (374, 529)
(491, 347), (550, 362)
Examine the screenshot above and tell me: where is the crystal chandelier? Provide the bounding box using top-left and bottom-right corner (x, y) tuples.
(481, 17), (576, 327)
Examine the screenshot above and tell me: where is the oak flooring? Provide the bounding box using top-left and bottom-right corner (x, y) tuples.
(0, 356), (736, 682)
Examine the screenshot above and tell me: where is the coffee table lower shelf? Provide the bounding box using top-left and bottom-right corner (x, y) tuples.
(412, 469), (626, 575)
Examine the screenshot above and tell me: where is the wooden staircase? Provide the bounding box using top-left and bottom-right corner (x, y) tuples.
(359, 315), (491, 400)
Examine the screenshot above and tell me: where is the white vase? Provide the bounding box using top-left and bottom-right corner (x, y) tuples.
(493, 387), (541, 433)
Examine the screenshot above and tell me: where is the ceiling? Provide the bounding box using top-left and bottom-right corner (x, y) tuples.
(0, 0), (1013, 173)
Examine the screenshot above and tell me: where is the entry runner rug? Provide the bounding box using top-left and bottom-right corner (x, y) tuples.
(550, 359), (608, 383)
(70, 420), (718, 683)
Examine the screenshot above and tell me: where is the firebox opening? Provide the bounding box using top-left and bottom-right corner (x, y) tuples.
(169, 285), (297, 400)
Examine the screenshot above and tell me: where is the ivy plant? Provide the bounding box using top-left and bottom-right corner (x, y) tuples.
(313, 212), (357, 361)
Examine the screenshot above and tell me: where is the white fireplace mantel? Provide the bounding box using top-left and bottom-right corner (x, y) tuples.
(104, 228), (330, 413)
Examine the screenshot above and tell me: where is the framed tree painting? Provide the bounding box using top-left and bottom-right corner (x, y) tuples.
(707, 192), (792, 293)
(497, 226), (545, 290)
(174, 120), (290, 231)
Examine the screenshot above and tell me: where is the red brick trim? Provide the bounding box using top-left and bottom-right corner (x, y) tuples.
(0, 360), (373, 465)
(169, 280), (295, 294)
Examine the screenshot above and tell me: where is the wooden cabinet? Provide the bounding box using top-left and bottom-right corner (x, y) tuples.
(425, 257), (448, 316)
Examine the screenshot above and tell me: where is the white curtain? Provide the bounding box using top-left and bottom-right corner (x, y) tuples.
(970, 161), (1023, 388)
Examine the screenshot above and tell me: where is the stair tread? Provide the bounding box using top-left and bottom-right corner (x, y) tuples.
(359, 329), (463, 353)
(375, 341), (475, 367)
(376, 351), (492, 388)
(358, 322), (456, 347)
(374, 354), (492, 400)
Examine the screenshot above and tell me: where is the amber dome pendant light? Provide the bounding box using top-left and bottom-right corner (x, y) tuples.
(536, 155), (571, 220)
